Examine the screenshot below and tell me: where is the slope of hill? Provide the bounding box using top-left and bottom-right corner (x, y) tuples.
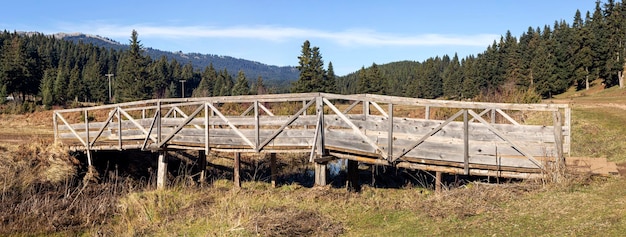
(59, 33), (298, 89)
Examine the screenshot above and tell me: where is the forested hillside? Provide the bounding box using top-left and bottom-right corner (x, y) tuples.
(0, 30), (281, 108)
(335, 1), (626, 100)
(62, 33), (299, 89)
(1, 1), (625, 110)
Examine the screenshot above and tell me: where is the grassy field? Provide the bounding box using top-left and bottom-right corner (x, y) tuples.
(1, 85), (626, 236)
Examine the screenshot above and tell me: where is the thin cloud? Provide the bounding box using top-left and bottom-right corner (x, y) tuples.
(65, 23), (498, 47)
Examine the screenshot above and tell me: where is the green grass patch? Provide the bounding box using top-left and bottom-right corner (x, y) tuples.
(571, 106), (626, 163)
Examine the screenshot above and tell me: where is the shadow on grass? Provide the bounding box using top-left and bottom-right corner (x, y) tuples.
(82, 150), (520, 191)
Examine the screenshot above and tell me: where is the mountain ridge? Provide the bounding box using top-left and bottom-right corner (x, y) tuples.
(55, 32), (298, 89)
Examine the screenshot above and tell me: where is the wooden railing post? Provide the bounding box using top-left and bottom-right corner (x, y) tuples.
(463, 109), (469, 175)
(117, 107), (122, 150)
(204, 102), (210, 155)
(84, 110), (92, 167)
(554, 110), (564, 178)
(387, 103), (393, 162)
(314, 96), (327, 186)
(53, 112), (58, 143)
(157, 101), (161, 145)
(254, 101), (259, 149)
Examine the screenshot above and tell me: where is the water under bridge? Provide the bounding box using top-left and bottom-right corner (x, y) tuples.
(53, 93), (571, 189)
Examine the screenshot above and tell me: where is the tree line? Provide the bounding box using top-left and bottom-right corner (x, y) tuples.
(330, 0), (626, 100)
(2, 1), (625, 109)
(0, 30), (266, 108)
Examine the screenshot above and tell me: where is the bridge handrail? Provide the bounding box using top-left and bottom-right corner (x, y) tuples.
(52, 93), (571, 178)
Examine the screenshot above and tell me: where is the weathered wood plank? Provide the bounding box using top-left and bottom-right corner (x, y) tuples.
(55, 93), (570, 179)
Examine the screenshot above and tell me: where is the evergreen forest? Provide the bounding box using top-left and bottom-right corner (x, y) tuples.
(333, 1), (626, 101)
(1, 0), (626, 110)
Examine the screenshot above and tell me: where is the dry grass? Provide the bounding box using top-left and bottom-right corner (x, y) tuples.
(0, 142), (132, 236)
(2, 85), (626, 236)
(1, 138), (625, 236)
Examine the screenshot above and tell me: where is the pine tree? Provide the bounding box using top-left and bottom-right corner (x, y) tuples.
(324, 61), (337, 93)
(116, 30), (151, 102)
(461, 55), (479, 98)
(572, 10), (595, 90)
(67, 65), (84, 101)
(292, 40), (312, 93)
(231, 70), (250, 96)
(292, 40), (326, 93)
(165, 81), (176, 98)
(180, 63), (195, 98)
(255, 76), (267, 95)
(367, 63), (384, 94)
(356, 66), (368, 94)
(310, 46), (325, 91)
(53, 65), (68, 104)
(442, 54), (463, 99)
(420, 58), (443, 99)
(193, 64), (216, 97)
(83, 56), (106, 102)
(0, 84), (6, 104)
(40, 69), (55, 108)
(590, 1), (610, 83)
(532, 31), (559, 97)
(0, 35), (40, 101)
(214, 69), (233, 96)
(151, 56), (171, 98)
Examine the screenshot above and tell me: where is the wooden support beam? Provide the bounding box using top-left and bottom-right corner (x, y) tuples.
(86, 150), (93, 167)
(234, 152), (241, 188)
(371, 164), (376, 186)
(198, 150), (207, 183)
(435, 171), (442, 193)
(314, 162), (327, 186)
(347, 159), (360, 192)
(270, 153), (277, 188)
(157, 151), (168, 189)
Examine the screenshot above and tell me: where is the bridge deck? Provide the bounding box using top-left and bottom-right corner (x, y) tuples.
(54, 93), (570, 180)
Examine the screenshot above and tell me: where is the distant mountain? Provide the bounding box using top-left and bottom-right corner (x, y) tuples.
(57, 33), (298, 89)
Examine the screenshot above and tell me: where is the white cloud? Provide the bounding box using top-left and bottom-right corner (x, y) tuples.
(63, 23), (498, 47)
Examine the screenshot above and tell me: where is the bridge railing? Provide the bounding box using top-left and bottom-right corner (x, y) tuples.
(53, 93), (570, 177)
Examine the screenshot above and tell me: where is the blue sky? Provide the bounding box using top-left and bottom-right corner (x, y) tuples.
(2, 1), (596, 75)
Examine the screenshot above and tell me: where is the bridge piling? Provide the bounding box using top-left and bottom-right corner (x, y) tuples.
(234, 152), (241, 188)
(198, 151), (207, 184)
(270, 153), (277, 188)
(435, 171), (443, 193)
(157, 150), (168, 189)
(347, 160), (360, 192)
(314, 162), (327, 186)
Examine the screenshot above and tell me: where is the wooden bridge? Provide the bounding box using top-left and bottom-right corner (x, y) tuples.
(53, 93), (571, 188)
